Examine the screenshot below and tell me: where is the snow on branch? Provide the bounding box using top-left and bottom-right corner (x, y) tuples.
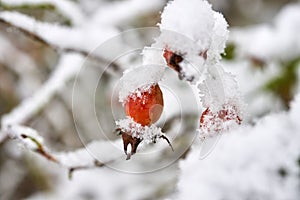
(0, 53), (83, 141)
(0, 13), (120, 71)
(6, 124), (57, 162)
(0, 0), (84, 25)
(4, 123), (121, 179)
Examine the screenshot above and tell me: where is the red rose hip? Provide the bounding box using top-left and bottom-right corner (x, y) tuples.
(125, 84), (164, 126)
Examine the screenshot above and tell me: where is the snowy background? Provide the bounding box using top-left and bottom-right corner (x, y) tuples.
(0, 0), (300, 199)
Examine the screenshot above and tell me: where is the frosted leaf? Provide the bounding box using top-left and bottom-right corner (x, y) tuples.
(118, 64), (165, 103)
(116, 117), (165, 144)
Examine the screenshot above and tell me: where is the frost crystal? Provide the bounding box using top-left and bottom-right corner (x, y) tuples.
(116, 117), (165, 144)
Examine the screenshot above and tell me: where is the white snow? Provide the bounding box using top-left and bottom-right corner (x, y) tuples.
(142, 46), (165, 66)
(0, 11), (118, 52)
(177, 94), (300, 200)
(55, 139), (124, 168)
(6, 125), (44, 150)
(207, 12), (229, 64)
(157, 0), (228, 65)
(198, 64), (244, 111)
(159, 0), (215, 56)
(116, 117), (165, 144)
(118, 64), (165, 103)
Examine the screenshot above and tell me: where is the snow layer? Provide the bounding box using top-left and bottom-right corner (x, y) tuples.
(116, 117), (165, 144)
(159, 0), (214, 55)
(158, 0), (228, 65)
(0, 11), (118, 52)
(118, 64), (165, 103)
(177, 94), (300, 200)
(6, 125), (44, 150)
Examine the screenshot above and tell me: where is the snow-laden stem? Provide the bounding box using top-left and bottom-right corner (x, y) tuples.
(0, 18), (120, 73)
(4, 124), (115, 179)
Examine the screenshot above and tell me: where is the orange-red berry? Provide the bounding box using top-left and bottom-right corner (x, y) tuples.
(125, 84), (164, 126)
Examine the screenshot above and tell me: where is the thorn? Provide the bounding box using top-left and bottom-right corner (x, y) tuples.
(160, 135), (174, 152)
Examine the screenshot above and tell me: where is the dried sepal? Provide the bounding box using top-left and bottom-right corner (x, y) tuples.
(116, 118), (174, 159)
(121, 131), (142, 160)
(163, 48), (196, 81)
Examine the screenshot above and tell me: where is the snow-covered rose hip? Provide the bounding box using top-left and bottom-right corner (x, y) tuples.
(199, 105), (242, 139)
(124, 84), (164, 126)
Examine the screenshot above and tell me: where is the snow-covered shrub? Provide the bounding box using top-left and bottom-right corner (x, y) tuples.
(0, 0), (299, 199)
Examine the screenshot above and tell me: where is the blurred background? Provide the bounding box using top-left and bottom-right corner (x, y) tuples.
(0, 0), (300, 199)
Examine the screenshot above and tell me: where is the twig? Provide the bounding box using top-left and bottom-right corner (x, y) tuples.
(5, 124), (115, 179)
(20, 133), (58, 163)
(68, 160), (109, 180)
